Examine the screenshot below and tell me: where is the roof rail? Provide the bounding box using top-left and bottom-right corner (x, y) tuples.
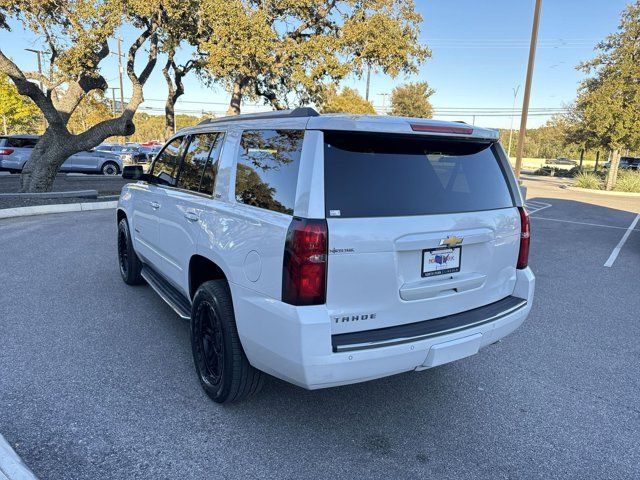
(198, 107), (320, 125)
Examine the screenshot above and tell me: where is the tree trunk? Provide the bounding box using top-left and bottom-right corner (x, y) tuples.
(605, 149), (621, 191)
(165, 96), (176, 140)
(20, 127), (74, 192)
(227, 80), (244, 115)
(20, 116), (136, 192)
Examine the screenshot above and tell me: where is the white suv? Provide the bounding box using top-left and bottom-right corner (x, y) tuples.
(117, 108), (535, 403)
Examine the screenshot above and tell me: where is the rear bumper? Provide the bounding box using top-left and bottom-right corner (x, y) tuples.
(232, 267), (535, 390)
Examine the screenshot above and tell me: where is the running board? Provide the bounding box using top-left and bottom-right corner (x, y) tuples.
(141, 265), (191, 320)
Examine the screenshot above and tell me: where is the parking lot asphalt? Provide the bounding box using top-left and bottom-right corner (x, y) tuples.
(1, 183), (639, 479)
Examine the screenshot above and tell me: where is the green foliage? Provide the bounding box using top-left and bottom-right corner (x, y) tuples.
(67, 92), (113, 134)
(0, 73), (41, 134)
(197, 0), (430, 111)
(320, 86), (376, 114)
(569, 1), (640, 152)
(613, 170), (640, 193)
(499, 116), (594, 160)
(119, 113), (203, 143)
(390, 81), (434, 118)
(574, 172), (602, 190)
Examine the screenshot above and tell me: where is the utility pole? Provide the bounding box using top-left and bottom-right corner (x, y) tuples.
(365, 63), (371, 101)
(507, 85), (521, 158)
(514, 0), (542, 179)
(110, 87), (119, 115)
(117, 36), (125, 114)
(25, 48), (49, 132)
(25, 49), (43, 92)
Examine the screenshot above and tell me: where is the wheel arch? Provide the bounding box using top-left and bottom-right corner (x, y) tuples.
(116, 208), (127, 225)
(189, 254), (230, 300)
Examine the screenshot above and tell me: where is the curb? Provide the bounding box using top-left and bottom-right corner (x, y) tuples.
(567, 186), (640, 197)
(64, 173), (126, 181)
(0, 190), (98, 199)
(0, 201), (117, 220)
(0, 434), (38, 480)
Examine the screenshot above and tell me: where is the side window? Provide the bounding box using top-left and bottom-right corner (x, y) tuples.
(235, 130), (304, 215)
(7, 138), (37, 148)
(176, 133), (220, 193)
(150, 136), (184, 186)
(199, 133), (225, 195)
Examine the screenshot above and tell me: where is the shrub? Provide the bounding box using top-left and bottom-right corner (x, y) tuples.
(574, 172), (602, 190)
(613, 170), (640, 193)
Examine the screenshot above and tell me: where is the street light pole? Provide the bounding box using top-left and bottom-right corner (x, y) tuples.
(514, 0), (542, 179)
(507, 85), (521, 158)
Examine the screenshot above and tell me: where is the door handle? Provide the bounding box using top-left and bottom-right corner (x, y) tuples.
(149, 201), (161, 210)
(184, 211), (199, 222)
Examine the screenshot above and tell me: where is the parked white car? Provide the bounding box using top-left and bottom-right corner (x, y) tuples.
(117, 108), (535, 403)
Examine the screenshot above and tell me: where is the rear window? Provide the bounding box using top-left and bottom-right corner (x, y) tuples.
(324, 131), (514, 218)
(0, 137), (38, 148)
(235, 129), (303, 215)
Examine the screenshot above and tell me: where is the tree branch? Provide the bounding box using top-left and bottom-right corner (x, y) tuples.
(0, 49), (61, 125)
(126, 16), (160, 113)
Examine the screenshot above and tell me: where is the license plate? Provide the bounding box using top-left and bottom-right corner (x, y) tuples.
(422, 246), (461, 277)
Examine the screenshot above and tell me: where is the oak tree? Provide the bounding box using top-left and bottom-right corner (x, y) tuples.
(197, 0), (429, 115)
(390, 81), (434, 118)
(320, 86), (376, 114)
(568, 1), (640, 187)
(0, 0), (166, 192)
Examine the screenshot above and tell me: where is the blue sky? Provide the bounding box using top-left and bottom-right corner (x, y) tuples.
(0, 0), (631, 128)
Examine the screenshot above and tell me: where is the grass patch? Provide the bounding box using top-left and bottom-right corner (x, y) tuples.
(574, 172), (602, 190)
(613, 170), (640, 193)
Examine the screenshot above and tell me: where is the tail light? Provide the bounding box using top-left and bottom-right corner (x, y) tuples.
(282, 218), (327, 306)
(410, 123), (473, 135)
(517, 206), (530, 269)
(0, 148), (14, 155)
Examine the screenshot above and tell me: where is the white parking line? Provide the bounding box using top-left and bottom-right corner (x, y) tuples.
(525, 201), (552, 215)
(604, 214), (640, 268)
(531, 216), (635, 231)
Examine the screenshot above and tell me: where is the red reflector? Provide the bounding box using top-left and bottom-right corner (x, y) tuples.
(517, 207), (530, 269)
(282, 218), (328, 306)
(0, 148), (14, 155)
(410, 123), (473, 135)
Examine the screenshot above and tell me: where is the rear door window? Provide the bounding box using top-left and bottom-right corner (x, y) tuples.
(235, 130), (304, 215)
(176, 133), (222, 193)
(199, 133), (225, 195)
(150, 136), (185, 186)
(324, 131), (514, 218)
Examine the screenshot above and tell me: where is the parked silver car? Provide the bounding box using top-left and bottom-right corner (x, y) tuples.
(0, 134), (123, 175)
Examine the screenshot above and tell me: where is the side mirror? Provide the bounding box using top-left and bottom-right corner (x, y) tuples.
(122, 165), (145, 180)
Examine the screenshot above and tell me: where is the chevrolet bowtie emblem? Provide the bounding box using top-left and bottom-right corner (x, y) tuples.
(440, 235), (463, 247)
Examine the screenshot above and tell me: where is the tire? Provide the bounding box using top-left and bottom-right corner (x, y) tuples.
(102, 161), (119, 176)
(117, 218), (144, 285)
(191, 280), (264, 403)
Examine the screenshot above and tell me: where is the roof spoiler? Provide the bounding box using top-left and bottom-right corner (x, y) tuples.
(199, 107), (320, 125)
